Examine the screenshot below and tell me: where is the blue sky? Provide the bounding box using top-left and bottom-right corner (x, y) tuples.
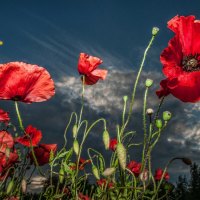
(1, 0), (200, 183)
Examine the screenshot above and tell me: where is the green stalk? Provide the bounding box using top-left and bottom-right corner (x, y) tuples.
(15, 101), (24, 131)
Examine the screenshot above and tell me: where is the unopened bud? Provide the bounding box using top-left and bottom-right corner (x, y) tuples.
(73, 140), (79, 155)
(163, 111), (172, 121)
(92, 165), (100, 180)
(72, 124), (78, 138)
(59, 168), (65, 184)
(146, 108), (154, 115)
(103, 130), (110, 150)
(139, 170), (148, 182)
(0, 41), (3, 46)
(123, 95), (128, 102)
(116, 143), (126, 170)
(6, 180), (14, 194)
(152, 27), (159, 36)
(102, 167), (116, 177)
(21, 179), (27, 193)
(156, 119), (162, 129)
(181, 157), (192, 165)
(145, 79), (153, 87)
(5, 148), (10, 158)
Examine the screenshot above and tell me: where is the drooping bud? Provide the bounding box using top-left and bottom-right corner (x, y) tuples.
(145, 79), (153, 87)
(139, 170), (148, 182)
(181, 157), (192, 165)
(116, 143), (126, 170)
(59, 167), (65, 184)
(102, 167), (116, 177)
(73, 140), (79, 156)
(156, 119), (162, 129)
(72, 124), (78, 138)
(21, 179), (27, 194)
(163, 111), (172, 121)
(146, 108), (154, 115)
(92, 165), (100, 180)
(152, 27), (159, 36)
(6, 180), (14, 194)
(103, 130), (110, 150)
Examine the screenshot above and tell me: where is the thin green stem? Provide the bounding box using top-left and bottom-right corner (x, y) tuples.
(15, 101), (24, 131)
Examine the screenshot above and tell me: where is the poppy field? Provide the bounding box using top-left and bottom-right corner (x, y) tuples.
(0, 15), (198, 200)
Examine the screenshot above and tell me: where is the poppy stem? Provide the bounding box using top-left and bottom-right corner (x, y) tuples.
(14, 101), (24, 131)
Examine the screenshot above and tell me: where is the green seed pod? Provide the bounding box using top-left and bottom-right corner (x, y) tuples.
(102, 167), (116, 177)
(0, 41), (3, 46)
(145, 79), (153, 87)
(152, 27), (159, 36)
(92, 165), (100, 180)
(163, 111), (172, 121)
(123, 95), (128, 102)
(116, 143), (126, 170)
(59, 168), (65, 184)
(156, 119), (162, 129)
(103, 130), (110, 150)
(21, 179), (27, 194)
(72, 124), (78, 138)
(73, 140), (79, 155)
(6, 180), (14, 194)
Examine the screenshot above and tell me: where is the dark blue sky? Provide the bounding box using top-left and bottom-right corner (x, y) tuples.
(0, 0), (200, 182)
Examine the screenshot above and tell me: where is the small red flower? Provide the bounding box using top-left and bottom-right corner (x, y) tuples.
(0, 131), (14, 154)
(157, 15), (200, 102)
(78, 53), (108, 85)
(31, 143), (57, 166)
(109, 138), (117, 151)
(78, 192), (91, 200)
(97, 178), (114, 189)
(0, 62), (55, 103)
(127, 160), (141, 177)
(0, 109), (10, 124)
(15, 125), (42, 147)
(154, 168), (169, 181)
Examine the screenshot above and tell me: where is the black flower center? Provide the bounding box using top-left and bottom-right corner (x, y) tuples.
(182, 54), (200, 72)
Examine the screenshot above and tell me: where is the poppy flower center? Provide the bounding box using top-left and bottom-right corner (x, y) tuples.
(182, 54), (200, 72)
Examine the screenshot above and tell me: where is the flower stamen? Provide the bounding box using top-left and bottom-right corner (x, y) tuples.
(182, 54), (200, 72)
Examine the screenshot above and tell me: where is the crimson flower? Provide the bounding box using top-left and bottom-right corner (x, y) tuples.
(0, 62), (55, 103)
(30, 143), (57, 166)
(127, 160), (141, 177)
(154, 168), (169, 181)
(78, 53), (108, 85)
(109, 138), (117, 151)
(157, 15), (200, 102)
(0, 131), (14, 154)
(97, 178), (114, 189)
(15, 125), (42, 147)
(78, 193), (91, 200)
(0, 109), (10, 124)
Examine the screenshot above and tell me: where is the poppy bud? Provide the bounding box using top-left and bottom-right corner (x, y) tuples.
(123, 95), (128, 102)
(156, 119), (162, 129)
(92, 165), (100, 180)
(146, 108), (154, 115)
(163, 111), (172, 121)
(59, 168), (65, 184)
(145, 79), (153, 87)
(139, 170), (148, 182)
(102, 167), (116, 177)
(181, 157), (192, 165)
(0, 41), (3, 46)
(116, 143), (126, 170)
(6, 180), (14, 194)
(21, 179), (27, 194)
(73, 140), (79, 156)
(152, 27), (159, 36)
(103, 130), (110, 150)
(72, 124), (78, 138)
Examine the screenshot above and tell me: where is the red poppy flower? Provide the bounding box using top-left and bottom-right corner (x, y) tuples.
(0, 109), (10, 124)
(154, 168), (169, 181)
(97, 178), (114, 189)
(0, 62), (55, 103)
(0, 131), (14, 154)
(157, 15), (200, 102)
(15, 125), (42, 147)
(78, 53), (108, 85)
(30, 143), (57, 166)
(127, 160), (141, 177)
(78, 193), (91, 200)
(109, 138), (117, 151)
